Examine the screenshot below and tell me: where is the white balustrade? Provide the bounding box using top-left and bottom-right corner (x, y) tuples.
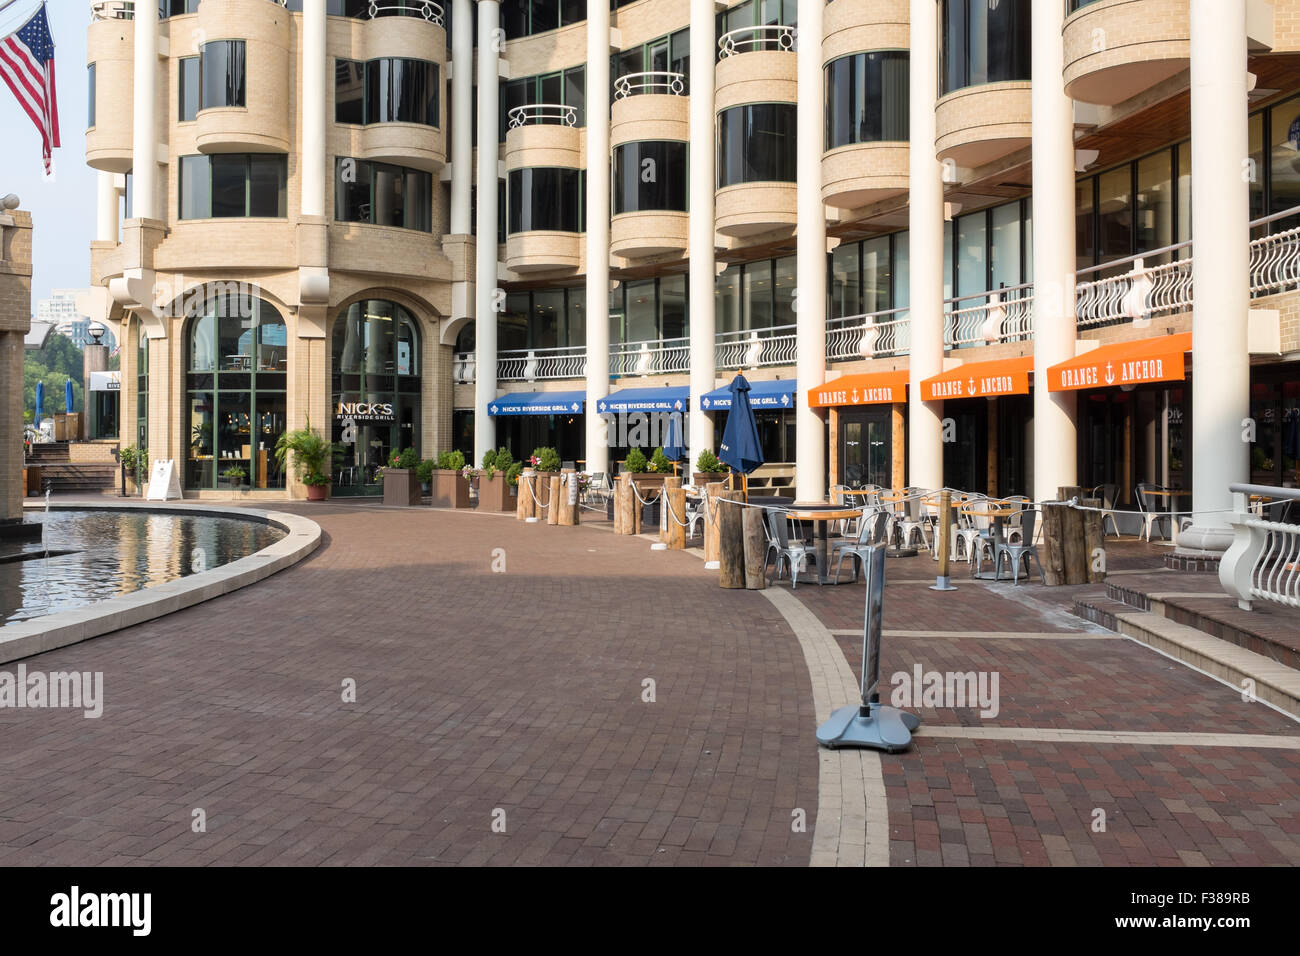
(717, 25), (796, 58)
(507, 104), (577, 130)
(1220, 484), (1300, 611)
(613, 71), (686, 99)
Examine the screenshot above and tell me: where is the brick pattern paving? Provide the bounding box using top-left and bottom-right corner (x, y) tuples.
(0, 504), (817, 866)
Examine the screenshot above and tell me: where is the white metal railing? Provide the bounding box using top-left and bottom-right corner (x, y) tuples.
(718, 25), (797, 58)
(611, 337), (689, 376)
(714, 325), (797, 370)
(368, 0), (444, 24)
(91, 0), (134, 20)
(1076, 204), (1300, 328)
(1220, 484), (1300, 611)
(614, 71), (687, 99)
(507, 104), (578, 130)
(946, 283), (1034, 348)
(826, 307), (911, 360)
(497, 344), (587, 382)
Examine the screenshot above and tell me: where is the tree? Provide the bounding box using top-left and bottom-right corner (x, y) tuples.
(24, 335), (86, 416)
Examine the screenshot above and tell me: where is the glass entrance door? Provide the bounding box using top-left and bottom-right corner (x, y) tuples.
(839, 408), (891, 488)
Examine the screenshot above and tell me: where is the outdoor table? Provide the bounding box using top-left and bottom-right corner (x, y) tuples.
(960, 503), (1020, 580)
(1144, 488), (1192, 526)
(783, 505), (863, 586)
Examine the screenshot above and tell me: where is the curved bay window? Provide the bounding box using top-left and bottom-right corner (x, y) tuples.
(613, 141), (688, 214)
(824, 52), (909, 150)
(939, 0), (1031, 96)
(507, 167), (584, 233)
(184, 291), (288, 491)
(200, 40), (246, 110)
(716, 104), (797, 188)
(336, 59), (439, 127)
(331, 300), (422, 496)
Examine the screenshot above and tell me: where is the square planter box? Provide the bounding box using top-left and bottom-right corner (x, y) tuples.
(694, 472), (731, 488)
(383, 468), (421, 506)
(477, 473), (517, 512)
(431, 470), (471, 508)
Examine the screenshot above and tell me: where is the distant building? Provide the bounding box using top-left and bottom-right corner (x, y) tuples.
(35, 291), (116, 351)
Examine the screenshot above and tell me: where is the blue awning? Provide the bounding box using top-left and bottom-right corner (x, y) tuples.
(701, 378), (797, 411)
(595, 386), (689, 415)
(488, 391), (585, 416)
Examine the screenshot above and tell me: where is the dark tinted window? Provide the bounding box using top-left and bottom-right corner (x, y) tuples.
(940, 0), (1031, 95)
(334, 158), (432, 232)
(824, 51), (909, 149)
(179, 57), (199, 121)
(366, 58), (439, 126)
(507, 168), (582, 233)
(179, 155), (288, 219)
(87, 64), (95, 127)
(716, 103), (797, 188)
(200, 40), (246, 109)
(334, 59), (364, 124)
(613, 141), (688, 214)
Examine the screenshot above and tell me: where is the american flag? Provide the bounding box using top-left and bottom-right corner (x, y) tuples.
(0, 3), (59, 175)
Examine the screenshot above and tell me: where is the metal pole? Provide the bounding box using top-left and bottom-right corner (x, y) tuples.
(930, 489), (958, 591)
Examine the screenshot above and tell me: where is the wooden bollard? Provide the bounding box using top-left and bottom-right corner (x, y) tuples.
(1082, 496), (1104, 583)
(1043, 499), (1065, 586)
(742, 506), (767, 590)
(665, 488), (687, 550)
(660, 477), (682, 544)
(703, 482), (725, 568)
(718, 492), (746, 588)
(547, 476), (561, 524)
(1059, 485), (1086, 585)
(631, 479), (643, 535)
(612, 476), (624, 534)
(516, 472), (535, 521)
(617, 475), (636, 535)
(558, 470), (579, 526)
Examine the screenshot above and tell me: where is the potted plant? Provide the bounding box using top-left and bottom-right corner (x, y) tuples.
(220, 464), (248, 490)
(119, 444), (149, 496)
(430, 450), (471, 508)
(417, 457), (436, 494)
(383, 447), (422, 506)
(693, 449), (729, 488)
(623, 447), (673, 494)
(477, 447), (518, 512)
(275, 423), (339, 502)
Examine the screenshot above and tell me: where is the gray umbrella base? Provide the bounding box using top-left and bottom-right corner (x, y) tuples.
(817, 702), (920, 752)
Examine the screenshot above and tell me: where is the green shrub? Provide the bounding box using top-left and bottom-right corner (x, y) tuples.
(482, 448), (498, 471)
(447, 450), (466, 471)
(495, 447), (515, 471)
(275, 425), (338, 488)
(389, 447), (419, 470)
(532, 446), (561, 472)
(417, 458), (437, 483)
(625, 448), (648, 473)
(696, 449), (726, 473)
(649, 447), (672, 474)
(506, 461), (524, 487)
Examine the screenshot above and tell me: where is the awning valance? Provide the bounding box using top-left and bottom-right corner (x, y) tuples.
(808, 371), (908, 407)
(702, 378), (796, 410)
(1047, 333), (1192, 392)
(487, 391), (585, 416)
(596, 387), (688, 415)
(920, 356), (1032, 402)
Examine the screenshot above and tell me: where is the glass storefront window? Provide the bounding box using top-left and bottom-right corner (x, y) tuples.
(743, 261), (774, 330)
(1097, 166), (1132, 266)
(715, 265), (742, 335)
(773, 256), (797, 327)
(1269, 95), (1300, 228)
(829, 242), (860, 318)
(956, 212), (987, 296)
(1137, 151), (1174, 262)
(1249, 111), (1266, 221)
(659, 275), (687, 340)
(862, 235), (891, 314)
(531, 290), (563, 350)
(990, 202), (1021, 290)
(625, 279), (657, 343)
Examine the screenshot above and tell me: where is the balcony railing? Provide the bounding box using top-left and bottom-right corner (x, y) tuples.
(614, 71), (687, 99)
(507, 104), (578, 130)
(715, 326), (797, 370)
(91, 1), (134, 20)
(498, 345), (587, 382)
(946, 283), (1034, 348)
(827, 308), (911, 360)
(718, 25), (797, 58)
(611, 337), (690, 377)
(367, 0), (444, 23)
(1220, 484), (1300, 612)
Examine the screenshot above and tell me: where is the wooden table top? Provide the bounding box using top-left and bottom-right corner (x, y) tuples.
(784, 508), (863, 522)
(1143, 489), (1191, 496)
(877, 490), (908, 502)
(960, 505), (1020, 518)
(838, 489), (880, 497)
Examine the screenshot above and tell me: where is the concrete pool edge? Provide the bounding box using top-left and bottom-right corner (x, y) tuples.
(1, 501), (323, 664)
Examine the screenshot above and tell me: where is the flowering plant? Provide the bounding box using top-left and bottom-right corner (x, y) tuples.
(529, 455), (541, 468)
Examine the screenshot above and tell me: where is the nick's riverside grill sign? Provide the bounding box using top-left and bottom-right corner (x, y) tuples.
(920, 356), (1032, 401)
(336, 401), (395, 423)
(1047, 332), (1192, 393)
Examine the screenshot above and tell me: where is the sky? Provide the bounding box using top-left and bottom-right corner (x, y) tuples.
(0, 0), (96, 315)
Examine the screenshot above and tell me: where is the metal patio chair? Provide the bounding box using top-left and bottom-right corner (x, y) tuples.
(765, 509), (819, 589)
(832, 510), (891, 583)
(994, 508), (1046, 584)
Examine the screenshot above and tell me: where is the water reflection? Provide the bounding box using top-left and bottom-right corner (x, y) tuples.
(0, 510), (285, 625)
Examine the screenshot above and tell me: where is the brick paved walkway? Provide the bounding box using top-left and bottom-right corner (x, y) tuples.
(0, 503), (816, 865)
(3, 499), (1298, 866)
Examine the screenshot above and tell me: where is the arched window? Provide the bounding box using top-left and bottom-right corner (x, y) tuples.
(330, 299), (423, 495)
(184, 289), (288, 490)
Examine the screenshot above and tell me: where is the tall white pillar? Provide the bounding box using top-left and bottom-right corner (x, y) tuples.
(687, 0), (717, 472)
(301, 0), (327, 218)
(451, 0), (473, 235)
(1178, 0), (1251, 554)
(794, 0), (826, 500)
(584, 0), (611, 476)
(96, 172), (118, 243)
(131, 0), (158, 220)
(1031, 0), (1078, 502)
(474, 0), (501, 465)
(907, 0), (943, 490)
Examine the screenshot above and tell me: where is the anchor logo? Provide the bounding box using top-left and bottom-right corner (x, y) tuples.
(967, 377), (976, 395)
(1104, 362), (1115, 386)
(851, 388), (860, 404)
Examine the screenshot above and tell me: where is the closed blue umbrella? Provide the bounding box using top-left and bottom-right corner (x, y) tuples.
(65, 379), (74, 413)
(717, 374), (764, 476)
(663, 411), (686, 464)
(34, 381), (44, 426)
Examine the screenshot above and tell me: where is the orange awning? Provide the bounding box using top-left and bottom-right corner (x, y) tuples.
(808, 370), (908, 407)
(1047, 332), (1192, 392)
(920, 356), (1033, 402)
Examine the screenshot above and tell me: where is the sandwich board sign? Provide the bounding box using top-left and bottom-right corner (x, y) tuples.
(145, 459), (183, 501)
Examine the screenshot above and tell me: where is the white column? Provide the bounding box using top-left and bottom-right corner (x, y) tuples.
(1178, 0), (1251, 554)
(131, 0), (158, 220)
(451, 0), (473, 234)
(795, 0), (826, 500)
(96, 172), (118, 243)
(1031, 0), (1078, 503)
(907, 0), (943, 490)
(301, 0), (327, 218)
(687, 0), (717, 472)
(474, 0), (501, 465)
(584, 0), (611, 476)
